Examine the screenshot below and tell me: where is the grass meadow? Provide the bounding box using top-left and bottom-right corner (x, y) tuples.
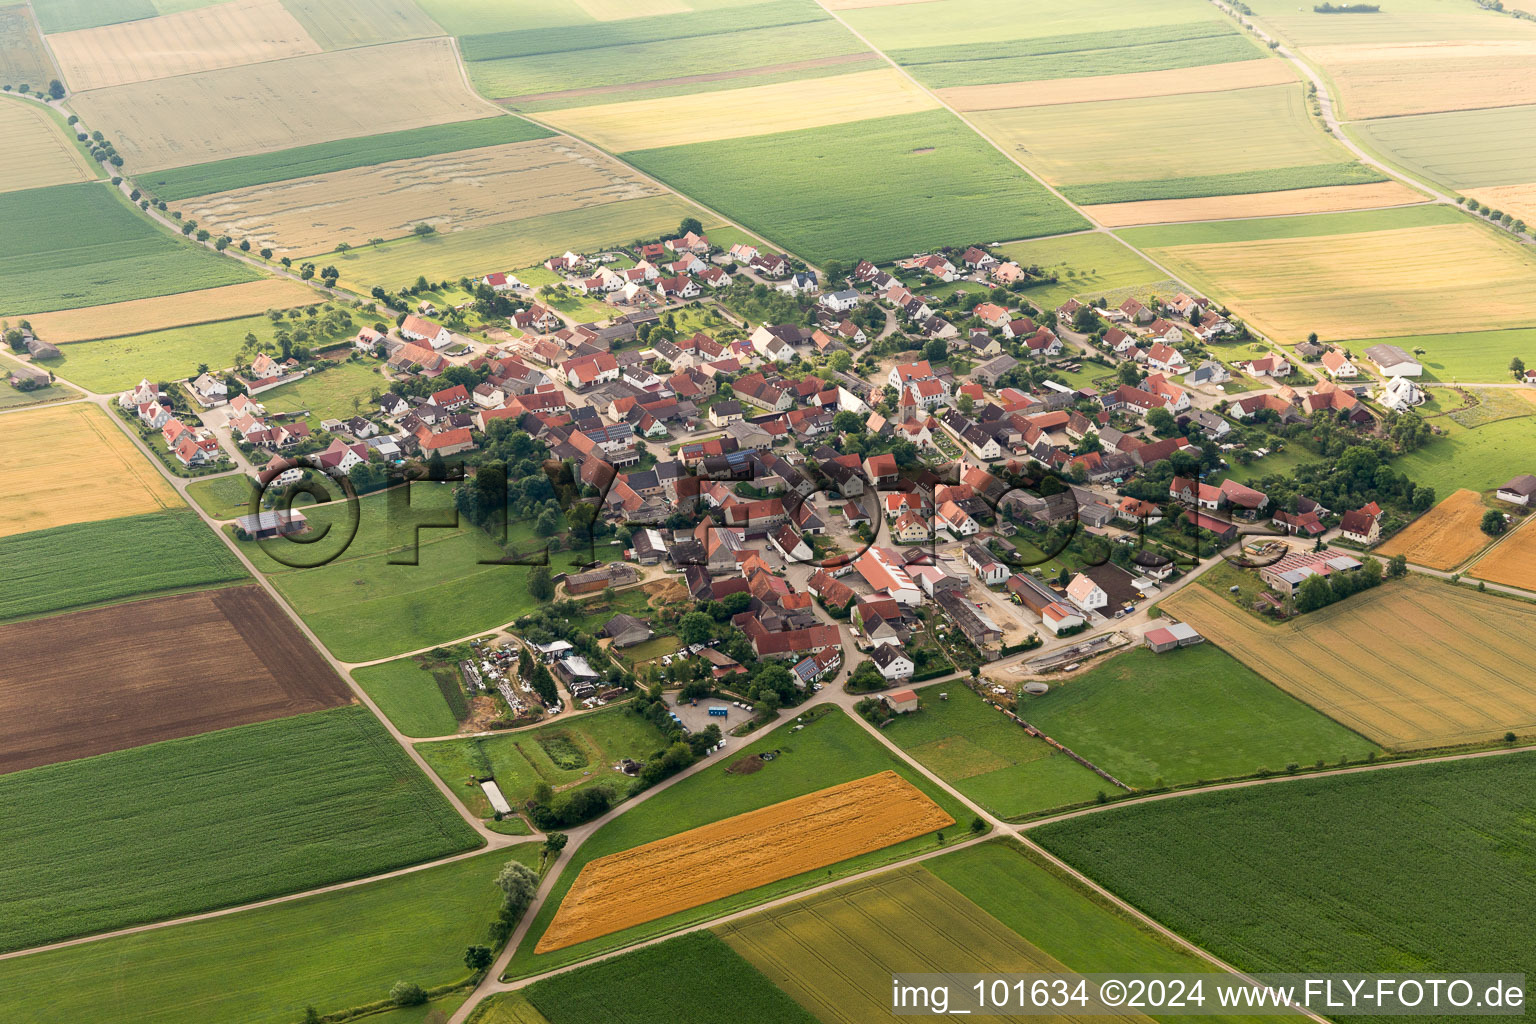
(1033, 753), (1536, 1002)
(141, 115), (553, 201)
(880, 683), (1107, 818)
(1361, 328), (1536, 382)
(1021, 646), (1380, 788)
(625, 110), (1088, 264)
(1393, 412), (1536, 498)
(0, 182), (259, 315)
(0, 846), (540, 1024)
(994, 231), (1169, 308)
(261, 359), (387, 425)
(185, 472), (260, 518)
(525, 932), (816, 1024)
(0, 706), (480, 952)
(356, 657), (464, 738)
(0, 509), (246, 621)
(505, 707), (975, 978)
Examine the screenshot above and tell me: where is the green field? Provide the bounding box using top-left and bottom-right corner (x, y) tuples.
(356, 657), (463, 738)
(29, 0), (153, 32)
(1352, 103), (1536, 190)
(261, 359), (388, 425)
(1117, 200), (1466, 248)
(1064, 163), (1385, 206)
(1022, 646), (1380, 789)
(0, 182), (260, 315)
(880, 683), (1108, 818)
(994, 231), (1171, 307)
(418, 703), (672, 815)
(1034, 753), (1536, 995)
(0, 509), (246, 621)
(330, 194), (708, 290)
(472, 993), (553, 1024)
(0, 846), (538, 1024)
(141, 117), (553, 201)
(1393, 413), (1536, 497)
(1360, 328), (1536, 383)
(47, 310), (356, 394)
(625, 110), (1087, 264)
(524, 932), (816, 1024)
(0, 706), (480, 952)
(185, 471), (259, 519)
(844, 0), (1227, 50)
(0, 5), (56, 89)
(506, 707), (975, 977)
(280, 0), (447, 50)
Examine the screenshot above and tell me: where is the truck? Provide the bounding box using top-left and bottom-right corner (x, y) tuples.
(708, 706), (729, 718)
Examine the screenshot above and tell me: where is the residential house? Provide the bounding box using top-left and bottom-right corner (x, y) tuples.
(868, 645), (915, 682)
(399, 315), (453, 350)
(1320, 349), (1359, 379)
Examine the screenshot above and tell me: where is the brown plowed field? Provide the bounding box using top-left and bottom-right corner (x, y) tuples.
(0, 585), (353, 774)
(1377, 488), (1491, 570)
(537, 770), (953, 952)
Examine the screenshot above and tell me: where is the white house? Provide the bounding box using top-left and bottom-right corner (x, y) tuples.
(869, 645), (915, 681)
(399, 315), (453, 350)
(963, 541), (1009, 585)
(1379, 375), (1424, 412)
(1065, 572), (1108, 613)
(190, 372), (228, 406)
(818, 288), (861, 313)
(1320, 349), (1359, 379)
(1040, 602), (1085, 636)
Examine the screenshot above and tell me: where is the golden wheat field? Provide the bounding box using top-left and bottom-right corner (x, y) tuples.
(1469, 516), (1536, 590)
(537, 771), (953, 952)
(1376, 489), (1491, 571)
(0, 403), (182, 539)
(1162, 579), (1536, 749)
(1145, 223), (1536, 341)
(0, 99), (98, 193)
(48, 0), (321, 92)
(540, 68), (939, 152)
(1088, 181), (1425, 227)
(1306, 41), (1536, 118)
(939, 59), (1295, 111)
(1463, 184), (1536, 229)
(22, 279), (324, 344)
(69, 38), (489, 171)
(177, 138), (666, 256)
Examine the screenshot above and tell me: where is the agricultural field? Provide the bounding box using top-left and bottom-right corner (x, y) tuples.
(967, 86), (1359, 197)
(0, 353), (79, 409)
(24, 277), (323, 344)
(281, 0), (447, 49)
(0, 401), (180, 538)
(0, 181), (260, 315)
(69, 38), (490, 171)
(1160, 577), (1536, 749)
(539, 770), (953, 951)
(841, 0), (1231, 53)
(1468, 515), (1536, 590)
(0, 847), (537, 1024)
(879, 683), (1106, 818)
(31, 0), (230, 33)
(508, 707), (972, 976)
(1312, 40), (1536, 119)
(992, 231), (1171, 309)
(1034, 753), (1536, 991)
(331, 194), (711, 290)
(0, 97), (98, 193)
(0, 585), (351, 774)
(1392, 413), (1536, 498)
(1377, 489), (1493, 571)
(46, 307), (358, 393)
(356, 657), (464, 738)
(184, 471), (259, 518)
(720, 866), (1148, 1024)
(261, 359), (389, 425)
(0, 508), (246, 622)
(0, 5), (55, 88)
(1364, 328), (1536, 383)
(0, 704), (480, 952)
(418, 704), (672, 813)
(180, 137), (667, 257)
(1021, 646), (1379, 789)
(542, 67), (937, 151)
(48, 0), (322, 92)
(523, 932), (815, 1024)
(939, 59), (1293, 111)
(1087, 181), (1426, 228)
(626, 110), (1087, 264)
(143, 116), (551, 200)
(1352, 103), (1536, 192)
(1123, 206), (1536, 342)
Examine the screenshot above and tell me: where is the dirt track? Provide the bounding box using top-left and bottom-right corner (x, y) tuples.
(0, 585), (352, 774)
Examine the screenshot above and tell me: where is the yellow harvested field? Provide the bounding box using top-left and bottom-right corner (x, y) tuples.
(0, 403), (181, 539)
(49, 0), (322, 92)
(1162, 579), (1536, 749)
(824, 0), (939, 7)
(573, 0), (688, 16)
(0, 99), (98, 193)
(541, 68), (939, 152)
(1088, 181), (1426, 227)
(69, 38), (489, 171)
(1377, 489), (1491, 571)
(1464, 184), (1536, 231)
(537, 770), (953, 952)
(1470, 516), (1536, 590)
(940, 59), (1294, 111)
(179, 138), (665, 256)
(1307, 41), (1536, 118)
(23, 279), (324, 344)
(1146, 223), (1536, 341)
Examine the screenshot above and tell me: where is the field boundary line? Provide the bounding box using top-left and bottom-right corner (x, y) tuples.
(1458, 511), (1536, 578)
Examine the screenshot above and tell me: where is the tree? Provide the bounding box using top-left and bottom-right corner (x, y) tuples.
(678, 611), (714, 646)
(412, 222), (436, 236)
(957, 392), (974, 415)
(1386, 553), (1408, 578)
(528, 565), (553, 600)
(677, 216), (703, 237)
(969, 815), (986, 833)
(336, 241), (351, 253)
(303, 1008), (322, 1024)
(543, 832), (568, 855)
(1295, 572), (1333, 613)
(48, 79), (65, 99)
(1146, 407), (1177, 436)
(464, 945), (494, 972)
(1481, 509), (1508, 536)
(1071, 305), (1098, 333)
(1512, 356), (1526, 379)
(922, 337), (947, 363)
(534, 508), (560, 536)
(1116, 361), (1141, 385)
(389, 981), (428, 1007)
(299, 262), (315, 281)
(497, 861), (540, 918)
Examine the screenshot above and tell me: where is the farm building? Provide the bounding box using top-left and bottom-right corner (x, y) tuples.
(565, 563), (640, 595)
(599, 614), (653, 648)
(1145, 622), (1205, 652)
(234, 508), (309, 540)
(882, 688), (919, 714)
(1258, 549), (1364, 597)
(1040, 602), (1084, 636)
(1495, 475), (1536, 507)
(1364, 344), (1422, 378)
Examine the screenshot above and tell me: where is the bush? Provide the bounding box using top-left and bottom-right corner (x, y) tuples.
(389, 981), (427, 1007)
